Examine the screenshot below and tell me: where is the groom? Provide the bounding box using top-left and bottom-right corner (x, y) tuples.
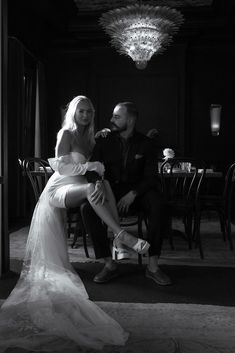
(82, 101), (171, 286)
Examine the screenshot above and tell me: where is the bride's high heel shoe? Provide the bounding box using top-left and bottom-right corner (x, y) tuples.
(113, 230), (150, 255)
(112, 243), (130, 261)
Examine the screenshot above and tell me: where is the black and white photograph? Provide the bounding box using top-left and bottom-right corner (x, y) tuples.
(0, 0), (235, 352)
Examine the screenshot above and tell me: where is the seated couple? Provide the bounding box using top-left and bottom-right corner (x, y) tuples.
(0, 95), (171, 352)
(83, 99), (171, 285)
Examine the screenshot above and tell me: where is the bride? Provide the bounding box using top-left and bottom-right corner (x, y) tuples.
(0, 95), (150, 352)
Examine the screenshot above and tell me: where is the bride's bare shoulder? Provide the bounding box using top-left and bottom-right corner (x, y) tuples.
(56, 129), (73, 155)
(58, 129), (73, 137)
(57, 129), (74, 142)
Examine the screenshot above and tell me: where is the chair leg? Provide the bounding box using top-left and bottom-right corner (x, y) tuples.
(194, 213), (204, 259)
(70, 211), (90, 258)
(138, 214), (144, 238)
(183, 215), (192, 250)
(144, 218), (148, 231)
(71, 224), (79, 248)
(219, 211), (226, 242)
(76, 208), (90, 258)
(78, 213), (90, 258)
(67, 222), (72, 238)
(165, 216), (174, 250)
(168, 230), (175, 250)
(82, 230), (90, 258)
(137, 214), (145, 265)
(225, 217), (234, 251)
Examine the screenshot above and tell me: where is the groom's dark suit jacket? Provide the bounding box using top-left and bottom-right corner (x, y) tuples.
(86, 130), (160, 196)
(83, 130), (165, 259)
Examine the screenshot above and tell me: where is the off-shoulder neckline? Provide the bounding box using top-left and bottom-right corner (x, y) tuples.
(70, 151), (87, 159)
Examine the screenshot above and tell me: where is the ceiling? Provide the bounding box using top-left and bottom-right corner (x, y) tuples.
(70, 0), (234, 49)
(73, 0), (214, 12)
(9, 0), (235, 53)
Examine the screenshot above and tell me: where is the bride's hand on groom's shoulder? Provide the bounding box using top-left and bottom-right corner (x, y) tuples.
(94, 128), (111, 139)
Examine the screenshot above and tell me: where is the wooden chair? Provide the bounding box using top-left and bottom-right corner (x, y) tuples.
(160, 158), (206, 254)
(194, 162), (235, 258)
(20, 157), (89, 257)
(21, 157), (52, 199)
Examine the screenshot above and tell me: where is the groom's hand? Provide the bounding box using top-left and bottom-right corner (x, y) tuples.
(117, 191), (137, 214)
(94, 128), (111, 139)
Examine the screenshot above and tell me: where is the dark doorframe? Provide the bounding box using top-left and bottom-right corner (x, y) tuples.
(0, 0), (9, 276)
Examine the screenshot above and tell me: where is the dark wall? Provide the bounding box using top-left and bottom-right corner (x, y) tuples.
(46, 38), (235, 172)
(7, 1), (235, 226)
(46, 45), (187, 156)
(46, 51), (90, 155)
(186, 40), (235, 172)
(8, 1), (235, 169)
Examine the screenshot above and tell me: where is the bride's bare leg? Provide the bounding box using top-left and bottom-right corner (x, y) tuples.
(99, 182), (149, 254)
(102, 180), (130, 259)
(65, 182), (121, 234)
(65, 182), (149, 253)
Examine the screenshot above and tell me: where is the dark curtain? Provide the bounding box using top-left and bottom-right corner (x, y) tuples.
(8, 37), (26, 224)
(35, 62), (47, 158)
(8, 37), (47, 226)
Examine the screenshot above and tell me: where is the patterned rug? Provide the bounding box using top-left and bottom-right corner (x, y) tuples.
(1, 301), (235, 353)
(97, 301), (235, 353)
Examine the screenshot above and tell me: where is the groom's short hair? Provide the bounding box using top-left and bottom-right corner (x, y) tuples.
(116, 102), (138, 120)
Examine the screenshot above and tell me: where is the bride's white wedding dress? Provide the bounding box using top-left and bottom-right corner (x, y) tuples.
(0, 152), (128, 352)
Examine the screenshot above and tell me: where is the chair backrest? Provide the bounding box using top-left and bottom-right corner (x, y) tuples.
(224, 162), (235, 219)
(18, 158), (24, 171)
(160, 158), (206, 204)
(21, 157), (53, 202)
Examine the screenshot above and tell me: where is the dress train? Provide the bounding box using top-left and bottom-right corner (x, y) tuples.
(0, 186), (128, 352)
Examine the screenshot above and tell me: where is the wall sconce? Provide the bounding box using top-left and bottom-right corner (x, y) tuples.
(210, 104), (222, 136)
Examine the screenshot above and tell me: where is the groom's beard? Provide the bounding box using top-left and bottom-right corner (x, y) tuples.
(110, 123), (128, 133)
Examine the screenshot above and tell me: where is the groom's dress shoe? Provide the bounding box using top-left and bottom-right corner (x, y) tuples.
(145, 267), (172, 286)
(93, 266), (120, 283)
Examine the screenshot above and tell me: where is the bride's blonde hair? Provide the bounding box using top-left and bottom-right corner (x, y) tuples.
(58, 95), (95, 146)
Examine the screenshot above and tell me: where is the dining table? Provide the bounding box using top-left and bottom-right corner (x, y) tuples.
(159, 168), (223, 179)
(31, 168), (223, 178)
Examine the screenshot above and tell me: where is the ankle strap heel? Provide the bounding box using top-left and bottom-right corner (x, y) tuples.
(115, 229), (125, 239)
(114, 229), (150, 255)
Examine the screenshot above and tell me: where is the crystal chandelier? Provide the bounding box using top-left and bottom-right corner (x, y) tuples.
(99, 4), (184, 69)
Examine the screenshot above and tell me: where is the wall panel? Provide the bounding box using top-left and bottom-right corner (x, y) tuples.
(95, 74), (182, 150)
